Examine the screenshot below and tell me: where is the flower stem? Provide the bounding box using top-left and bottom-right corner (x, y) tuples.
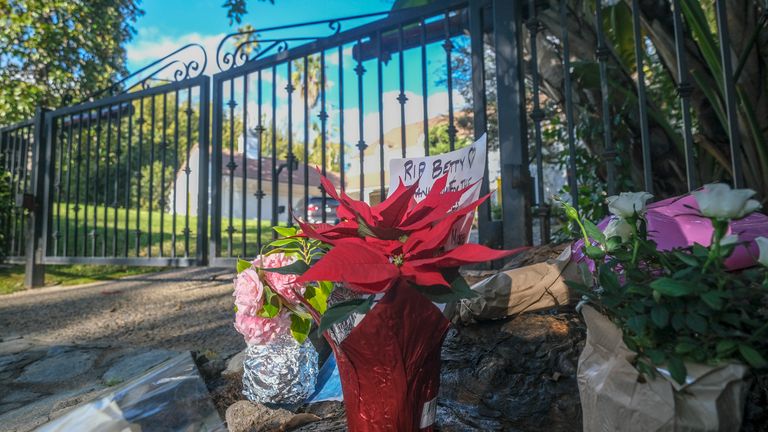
(629, 216), (640, 268)
(703, 219), (727, 273)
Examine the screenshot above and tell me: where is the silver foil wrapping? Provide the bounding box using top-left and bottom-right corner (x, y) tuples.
(326, 284), (364, 346)
(242, 334), (319, 406)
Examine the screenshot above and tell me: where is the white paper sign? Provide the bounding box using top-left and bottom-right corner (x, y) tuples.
(388, 133), (487, 248)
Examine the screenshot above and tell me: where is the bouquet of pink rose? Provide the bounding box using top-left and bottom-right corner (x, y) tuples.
(233, 246), (329, 406)
(233, 172), (523, 430)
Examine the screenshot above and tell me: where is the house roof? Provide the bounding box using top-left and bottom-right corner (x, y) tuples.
(221, 150), (340, 188)
(359, 113), (473, 157)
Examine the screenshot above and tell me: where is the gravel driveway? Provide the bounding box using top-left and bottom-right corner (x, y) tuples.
(0, 267), (245, 359)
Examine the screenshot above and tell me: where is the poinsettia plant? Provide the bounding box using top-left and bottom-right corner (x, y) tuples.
(234, 172), (524, 346)
(294, 173), (524, 333)
(562, 184), (768, 384)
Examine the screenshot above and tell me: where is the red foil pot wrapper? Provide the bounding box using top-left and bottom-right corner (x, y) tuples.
(334, 281), (449, 431)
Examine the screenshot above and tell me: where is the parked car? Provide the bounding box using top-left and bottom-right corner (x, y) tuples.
(295, 196), (340, 224)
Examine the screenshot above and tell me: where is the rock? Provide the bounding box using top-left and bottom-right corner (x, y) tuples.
(223, 349), (245, 377)
(438, 309), (585, 431)
(301, 401), (345, 419)
(16, 349), (96, 383)
(194, 351), (226, 381)
(282, 413), (321, 430)
(102, 349), (176, 385)
(49, 385), (106, 418)
(225, 400), (293, 432)
(1, 389), (42, 404)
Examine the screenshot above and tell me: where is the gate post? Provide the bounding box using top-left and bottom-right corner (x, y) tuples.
(197, 77), (211, 265)
(492, 0), (532, 249)
(469, 0), (503, 249)
(24, 107), (47, 288)
(209, 77), (223, 265)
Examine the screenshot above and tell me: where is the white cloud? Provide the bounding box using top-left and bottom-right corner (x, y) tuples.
(336, 89), (466, 147)
(126, 31), (224, 80)
(325, 46), (354, 66)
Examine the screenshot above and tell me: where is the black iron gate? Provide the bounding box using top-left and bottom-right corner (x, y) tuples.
(39, 76), (210, 266)
(0, 118), (38, 263)
(1, 0), (761, 285)
(208, 0), (528, 266)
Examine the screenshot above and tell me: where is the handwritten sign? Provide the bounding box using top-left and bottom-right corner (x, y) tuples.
(389, 133), (487, 248)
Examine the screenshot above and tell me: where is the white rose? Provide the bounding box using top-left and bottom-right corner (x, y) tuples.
(606, 192), (654, 218)
(756, 237), (768, 267)
(603, 218), (634, 242)
(692, 183), (762, 220)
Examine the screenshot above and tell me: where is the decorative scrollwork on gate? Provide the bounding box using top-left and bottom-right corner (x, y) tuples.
(215, 11), (388, 71)
(85, 43), (208, 101)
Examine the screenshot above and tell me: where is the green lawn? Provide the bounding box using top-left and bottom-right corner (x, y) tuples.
(49, 203), (277, 259)
(1, 204), (280, 294)
(0, 264), (162, 295)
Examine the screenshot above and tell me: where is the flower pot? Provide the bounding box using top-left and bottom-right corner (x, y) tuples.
(242, 333), (318, 408)
(577, 305), (750, 432)
(333, 281), (450, 431)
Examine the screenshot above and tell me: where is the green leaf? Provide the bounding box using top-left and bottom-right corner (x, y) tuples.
(356, 217), (377, 238)
(667, 355), (688, 385)
(317, 280), (334, 296)
(262, 260), (310, 276)
(653, 290), (662, 303)
(257, 285), (281, 318)
(273, 226), (298, 237)
(675, 341), (697, 354)
(738, 344), (768, 368)
(650, 305), (669, 327)
(646, 349), (666, 365)
(305, 283), (331, 314)
(716, 340), (738, 355)
(604, 236), (622, 252)
(416, 276), (477, 303)
(650, 278), (695, 297)
(722, 313), (741, 327)
(691, 243), (710, 258)
(672, 267), (696, 280)
(686, 313), (708, 334)
(290, 314), (312, 344)
(671, 313), (686, 331)
(318, 296), (375, 335)
(700, 291), (724, 310)
(449, 275), (477, 298)
(584, 245), (605, 260)
(673, 251), (700, 267)
(583, 219), (606, 244)
(626, 315), (647, 335)
(599, 269), (621, 292)
(237, 258), (252, 273)
(268, 238), (301, 248)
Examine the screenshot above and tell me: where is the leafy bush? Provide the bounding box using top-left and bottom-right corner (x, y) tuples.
(0, 169), (12, 259)
(563, 187), (768, 384)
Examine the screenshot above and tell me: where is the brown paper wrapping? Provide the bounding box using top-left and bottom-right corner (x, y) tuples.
(447, 248), (576, 324)
(578, 305), (751, 432)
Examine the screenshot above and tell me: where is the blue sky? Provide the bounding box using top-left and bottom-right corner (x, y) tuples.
(125, 0), (469, 162)
(126, 0), (396, 74)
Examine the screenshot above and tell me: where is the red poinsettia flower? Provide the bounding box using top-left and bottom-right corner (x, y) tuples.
(298, 172), (484, 243)
(296, 218), (524, 293)
(295, 173), (527, 293)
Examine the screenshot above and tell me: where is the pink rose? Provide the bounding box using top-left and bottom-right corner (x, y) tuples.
(252, 253), (306, 305)
(234, 310), (292, 345)
(233, 268), (264, 316)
